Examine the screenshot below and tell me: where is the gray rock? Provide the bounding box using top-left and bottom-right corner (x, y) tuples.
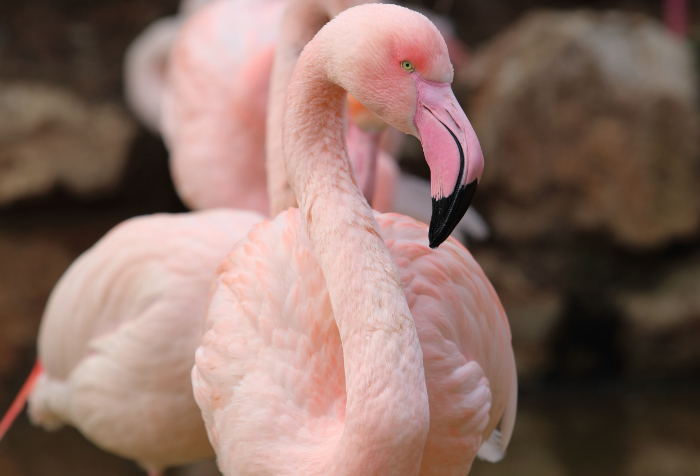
(0, 81), (135, 204)
(622, 397), (700, 476)
(467, 10), (700, 248)
(625, 443), (700, 476)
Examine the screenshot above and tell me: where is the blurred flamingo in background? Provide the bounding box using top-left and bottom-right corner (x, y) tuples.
(132, 0), (398, 215)
(124, 0), (216, 133)
(664, 0), (688, 36)
(161, 0), (287, 215)
(1, 210), (264, 476)
(193, 5), (515, 475)
(127, 0), (488, 242)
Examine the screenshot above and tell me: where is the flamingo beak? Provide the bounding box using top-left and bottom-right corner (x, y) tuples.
(413, 76), (484, 248)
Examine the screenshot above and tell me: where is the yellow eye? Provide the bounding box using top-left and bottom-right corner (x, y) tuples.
(400, 60), (415, 72)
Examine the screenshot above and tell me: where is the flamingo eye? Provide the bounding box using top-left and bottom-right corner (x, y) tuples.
(400, 60), (415, 72)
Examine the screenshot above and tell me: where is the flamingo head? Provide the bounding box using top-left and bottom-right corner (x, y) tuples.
(321, 4), (484, 248)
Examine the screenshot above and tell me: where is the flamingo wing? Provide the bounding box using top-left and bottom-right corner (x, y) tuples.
(28, 209), (263, 471)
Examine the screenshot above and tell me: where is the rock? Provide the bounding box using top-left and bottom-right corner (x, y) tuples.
(623, 396), (700, 476)
(467, 10), (700, 248)
(625, 442), (700, 476)
(616, 256), (700, 377)
(474, 248), (564, 380)
(0, 81), (136, 205)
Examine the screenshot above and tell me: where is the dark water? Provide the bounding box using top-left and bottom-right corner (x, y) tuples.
(473, 388), (700, 476)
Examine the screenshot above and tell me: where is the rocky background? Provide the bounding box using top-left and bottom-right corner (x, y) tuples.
(1, 0), (699, 475)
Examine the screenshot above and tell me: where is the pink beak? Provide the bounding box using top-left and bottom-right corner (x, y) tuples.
(413, 75), (484, 248)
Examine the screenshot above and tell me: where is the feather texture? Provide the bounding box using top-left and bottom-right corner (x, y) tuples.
(28, 209), (263, 473)
(194, 210), (516, 475)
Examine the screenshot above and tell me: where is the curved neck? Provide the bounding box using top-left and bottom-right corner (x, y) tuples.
(266, 0), (373, 216)
(266, 0), (329, 215)
(283, 44), (429, 476)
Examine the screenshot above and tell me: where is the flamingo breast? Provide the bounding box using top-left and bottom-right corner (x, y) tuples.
(193, 209), (516, 475)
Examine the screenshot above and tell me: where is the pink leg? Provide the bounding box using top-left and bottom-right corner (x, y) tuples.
(664, 0), (688, 37)
(0, 361), (43, 440)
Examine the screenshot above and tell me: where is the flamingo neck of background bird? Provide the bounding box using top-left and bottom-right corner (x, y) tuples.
(282, 41), (429, 476)
(266, 0), (376, 217)
(266, 0), (332, 216)
(664, 0), (688, 37)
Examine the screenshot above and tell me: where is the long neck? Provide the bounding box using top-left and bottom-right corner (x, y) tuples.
(266, 0), (327, 215)
(283, 45), (430, 476)
(266, 0), (372, 216)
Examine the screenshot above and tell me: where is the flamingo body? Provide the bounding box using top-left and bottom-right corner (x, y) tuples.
(162, 0), (285, 214)
(27, 209), (263, 473)
(124, 16), (181, 133)
(123, 0), (216, 132)
(194, 210), (516, 475)
(193, 5), (516, 474)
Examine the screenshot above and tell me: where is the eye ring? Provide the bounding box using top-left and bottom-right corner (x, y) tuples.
(400, 60), (415, 72)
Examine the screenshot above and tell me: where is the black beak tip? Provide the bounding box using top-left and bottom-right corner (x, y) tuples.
(428, 180), (478, 249)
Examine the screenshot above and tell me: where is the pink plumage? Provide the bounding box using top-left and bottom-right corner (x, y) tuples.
(127, 0), (487, 241)
(664, 0), (688, 37)
(162, 0), (400, 215)
(26, 209), (263, 474)
(123, 0), (216, 133)
(161, 0), (285, 214)
(194, 211), (516, 474)
(193, 5), (516, 474)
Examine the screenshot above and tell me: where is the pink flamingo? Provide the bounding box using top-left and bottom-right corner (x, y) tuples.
(664, 0), (688, 37)
(1, 0), (381, 459)
(161, 0), (393, 216)
(132, 0), (487, 242)
(126, 0), (382, 213)
(193, 4), (516, 475)
(0, 2), (388, 472)
(123, 0), (216, 133)
(0, 209), (264, 475)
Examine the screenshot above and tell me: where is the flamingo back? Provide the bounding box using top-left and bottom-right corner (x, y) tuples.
(28, 209), (263, 472)
(162, 0), (287, 213)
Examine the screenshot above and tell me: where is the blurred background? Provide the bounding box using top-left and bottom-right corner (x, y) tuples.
(1, 0), (699, 474)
